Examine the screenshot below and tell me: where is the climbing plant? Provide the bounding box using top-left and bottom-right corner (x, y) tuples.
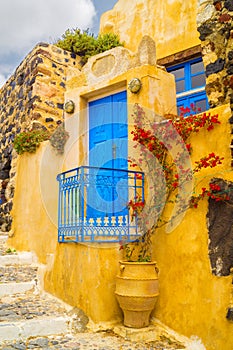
(121, 104), (227, 262)
(13, 130), (50, 155)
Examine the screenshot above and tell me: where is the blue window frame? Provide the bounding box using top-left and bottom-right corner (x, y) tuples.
(167, 57), (209, 115)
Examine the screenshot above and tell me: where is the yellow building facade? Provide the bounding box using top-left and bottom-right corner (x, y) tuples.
(7, 1), (233, 349)
(100, 0), (200, 59)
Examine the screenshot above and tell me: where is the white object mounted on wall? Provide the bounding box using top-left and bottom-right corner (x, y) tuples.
(128, 78), (142, 93)
(64, 100), (75, 114)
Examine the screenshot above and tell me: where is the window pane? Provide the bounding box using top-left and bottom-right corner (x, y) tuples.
(195, 99), (207, 112)
(191, 61), (204, 74)
(176, 80), (185, 93)
(172, 67), (184, 80)
(169, 58), (208, 113)
(191, 74), (206, 89)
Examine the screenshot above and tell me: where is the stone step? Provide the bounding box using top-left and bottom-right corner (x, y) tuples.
(0, 251), (37, 266)
(0, 262), (39, 298)
(0, 240), (74, 342)
(0, 265), (38, 283)
(0, 233), (37, 266)
(0, 234), (37, 266)
(0, 235), (10, 256)
(0, 281), (36, 298)
(0, 316), (70, 342)
(0, 290), (70, 323)
(0, 289), (72, 342)
(0, 330), (188, 350)
(0, 234), (8, 241)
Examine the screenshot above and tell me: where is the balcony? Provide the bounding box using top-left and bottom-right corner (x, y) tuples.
(57, 166), (144, 243)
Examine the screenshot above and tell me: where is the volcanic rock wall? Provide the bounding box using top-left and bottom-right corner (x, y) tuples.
(197, 1), (233, 277)
(0, 43), (80, 231)
(197, 0), (233, 109)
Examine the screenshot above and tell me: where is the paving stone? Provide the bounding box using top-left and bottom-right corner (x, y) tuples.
(0, 265), (37, 283)
(28, 337), (49, 347)
(0, 329), (186, 349)
(0, 291), (69, 323)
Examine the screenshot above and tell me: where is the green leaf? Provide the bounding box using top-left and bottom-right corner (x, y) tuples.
(55, 28), (124, 65)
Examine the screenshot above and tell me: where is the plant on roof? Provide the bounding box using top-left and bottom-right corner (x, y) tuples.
(55, 28), (124, 65)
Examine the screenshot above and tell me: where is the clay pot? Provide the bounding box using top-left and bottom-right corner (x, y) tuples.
(115, 260), (159, 328)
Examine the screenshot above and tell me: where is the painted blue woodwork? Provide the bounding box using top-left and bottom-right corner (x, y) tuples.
(176, 91), (209, 115)
(88, 91), (128, 219)
(167, 57), (209, 115)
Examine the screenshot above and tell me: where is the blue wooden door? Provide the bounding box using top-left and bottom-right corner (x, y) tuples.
(88, 91), (128, 219)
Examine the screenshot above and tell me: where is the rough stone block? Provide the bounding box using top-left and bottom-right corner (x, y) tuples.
(0, 282), (35, 297)
(206, 58), (226, 76)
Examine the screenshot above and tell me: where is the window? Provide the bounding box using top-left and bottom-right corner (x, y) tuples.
(167, 58), (209, 115)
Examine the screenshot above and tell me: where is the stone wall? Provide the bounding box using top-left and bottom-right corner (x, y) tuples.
(0, 42), (81, 231)
(197, 0), (233, 164)
(196, 1), (233, 281)
(197, 1), (233, 109)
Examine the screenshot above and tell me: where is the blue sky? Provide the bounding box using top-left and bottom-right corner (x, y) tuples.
(0, 0), (118, 87)
(93, 0), (118, 32)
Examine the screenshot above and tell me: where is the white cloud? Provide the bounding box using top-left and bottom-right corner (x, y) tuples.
(0, 0), (96, 55)
(0, 0), (96, 86)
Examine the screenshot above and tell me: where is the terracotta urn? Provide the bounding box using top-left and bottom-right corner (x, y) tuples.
(115, 260), (159, 328)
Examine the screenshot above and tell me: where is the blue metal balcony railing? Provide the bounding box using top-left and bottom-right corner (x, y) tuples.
(57, 166), (144, 243)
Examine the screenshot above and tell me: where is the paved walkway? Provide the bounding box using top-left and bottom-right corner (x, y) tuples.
(0, 333), (185, 350)
(0, 234), (190, 350)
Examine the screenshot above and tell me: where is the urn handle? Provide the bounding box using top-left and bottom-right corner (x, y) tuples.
(155, 265), (159, 274)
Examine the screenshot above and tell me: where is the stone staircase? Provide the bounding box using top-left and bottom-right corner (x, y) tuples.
(0, 234), (73, 348)
(0, 233), (203, 350)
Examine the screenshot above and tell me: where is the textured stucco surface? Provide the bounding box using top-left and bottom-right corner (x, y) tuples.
(100, 0), (200, 60)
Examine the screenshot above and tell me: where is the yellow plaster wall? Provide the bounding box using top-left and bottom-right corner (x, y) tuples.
(8, 143), (60, 264)
(8, 103), (233, 348)
(44, 243), (123, 323)
(8, 97), (233, 348)
(100, 0), (200, 59)
(152, 104), (233, 350)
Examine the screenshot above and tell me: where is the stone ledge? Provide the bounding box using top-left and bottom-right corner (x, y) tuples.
(0, 251), (37, 266)
(113, 318), (206, 349)
(0, 281), (35, 297)
(113, 320), (186, 347)
(0, 316), (70, 341)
